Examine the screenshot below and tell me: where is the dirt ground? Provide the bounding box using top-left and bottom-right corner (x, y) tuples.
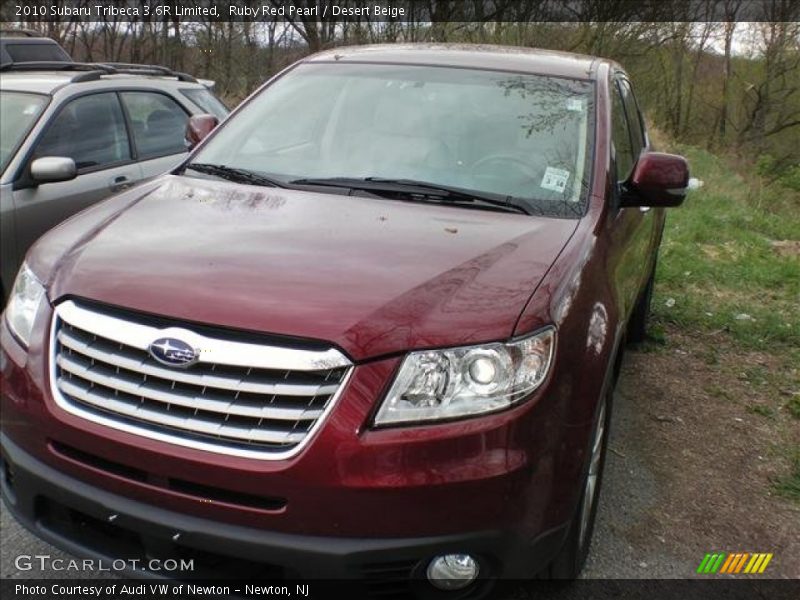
(581, 327), (799, 579)
(502, 327), (799, 597)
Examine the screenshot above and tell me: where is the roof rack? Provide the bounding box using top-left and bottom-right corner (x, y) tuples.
(0, 29), (44, 38)
(95, 62), (198, 82)
(0, 60), (198, 83)
(0, 60), (100, 73)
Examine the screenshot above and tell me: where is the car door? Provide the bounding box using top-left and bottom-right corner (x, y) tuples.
(119, 90), (191, 180)
(12, 91), (143, 259)
(607, 74), (653, 320)
(618, 77), (663, 279)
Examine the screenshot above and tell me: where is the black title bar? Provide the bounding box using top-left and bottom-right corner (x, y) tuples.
(1, 1), (796, 24)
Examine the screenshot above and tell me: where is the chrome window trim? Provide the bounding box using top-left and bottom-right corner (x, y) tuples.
(49, 301), (353, 461)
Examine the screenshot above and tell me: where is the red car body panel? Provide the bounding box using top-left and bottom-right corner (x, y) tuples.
(42, 176), (578, 362)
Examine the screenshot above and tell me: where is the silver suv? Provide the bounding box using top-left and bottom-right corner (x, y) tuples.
(0, 62), (229, 299)
(0, 29), (72, 65)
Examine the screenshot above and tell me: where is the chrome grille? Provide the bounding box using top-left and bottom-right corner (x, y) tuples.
(50, 300), (352, 459)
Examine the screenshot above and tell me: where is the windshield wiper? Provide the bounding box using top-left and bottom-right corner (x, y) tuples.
(290, 177), (532, 215)
(184, 163), (288, 188)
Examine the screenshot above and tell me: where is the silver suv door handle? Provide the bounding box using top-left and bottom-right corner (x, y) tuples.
(109, 175), (133, 192)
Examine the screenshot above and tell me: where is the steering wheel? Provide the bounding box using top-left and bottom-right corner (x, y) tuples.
(471, 154), (541, 180)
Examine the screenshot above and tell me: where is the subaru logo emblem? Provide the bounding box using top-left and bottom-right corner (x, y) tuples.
(148, 337), (199, 368)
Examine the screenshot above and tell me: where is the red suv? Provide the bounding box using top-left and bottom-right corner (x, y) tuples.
(1, 45), (687, 595)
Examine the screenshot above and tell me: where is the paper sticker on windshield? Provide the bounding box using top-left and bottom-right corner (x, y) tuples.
(566, 98), (584, 112)
(541, 167), (570, 194)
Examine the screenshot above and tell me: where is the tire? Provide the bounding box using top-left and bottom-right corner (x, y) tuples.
(627, 267), (654, 344)
(543, 389), (612, 579)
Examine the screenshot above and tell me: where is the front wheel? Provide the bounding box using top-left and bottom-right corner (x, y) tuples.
(543, 391), (612, 579)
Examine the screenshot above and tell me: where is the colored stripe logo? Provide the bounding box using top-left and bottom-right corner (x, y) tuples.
(697, 552), (773, 574)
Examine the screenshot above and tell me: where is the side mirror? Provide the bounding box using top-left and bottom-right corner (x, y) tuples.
(30, 156), (77, 184)
(185, 114), (219, 151)
(621, 152), (689, 208)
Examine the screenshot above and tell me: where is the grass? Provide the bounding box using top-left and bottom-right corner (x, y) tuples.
(646, 136), (800, 503)
(773, 450), (800, 502)
(704, 384), (733, 401)
(746, 404), (775, 419)
(650, 144), (800, 355)
(787, 396), (800, 420)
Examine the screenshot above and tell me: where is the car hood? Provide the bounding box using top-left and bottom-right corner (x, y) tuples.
(46, 176), (577, 361)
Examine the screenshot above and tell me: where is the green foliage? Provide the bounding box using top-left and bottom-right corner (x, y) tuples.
(652, 145), (800, 351)
(773, 449), (800, 501)
(704, 384), (733, 401)
(778, 165), (800, 192)
(757, 155), (800, 192)
(756, 155), (777, 177)
(747, 404), (775, 418)
(787, 396), (800, 420)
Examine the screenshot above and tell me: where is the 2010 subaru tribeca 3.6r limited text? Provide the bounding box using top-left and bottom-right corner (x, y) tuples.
(1, 45), (688, 595)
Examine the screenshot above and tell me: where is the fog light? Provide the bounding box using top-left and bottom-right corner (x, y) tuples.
(427, 554), (479, 590)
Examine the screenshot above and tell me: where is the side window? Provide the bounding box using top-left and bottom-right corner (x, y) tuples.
(180, 88), (229, 121)
(619, 79), (646, 156)
(34, 93), (131, 170)
(611, 84), (634, 182)
(120, 92), (189, 160)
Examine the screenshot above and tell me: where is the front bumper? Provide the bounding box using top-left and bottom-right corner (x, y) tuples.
(1, 434), (566, 596)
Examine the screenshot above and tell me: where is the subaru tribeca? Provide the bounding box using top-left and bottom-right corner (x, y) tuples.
(1, 45), (688, 596)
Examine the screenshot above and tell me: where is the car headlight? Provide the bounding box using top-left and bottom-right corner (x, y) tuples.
(4, 264), (45, 348)
(374, 328), (555, 426)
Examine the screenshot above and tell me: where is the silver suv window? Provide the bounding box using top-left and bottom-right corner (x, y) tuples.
(180, 88), (228, 121)
(34, 92), (131, 170)
(120, 91), (188, 159)
(4, 42), (71, 63)
(0, 91), (47, 173)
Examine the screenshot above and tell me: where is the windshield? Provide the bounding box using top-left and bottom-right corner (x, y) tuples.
(0, 91), (48, 174)
(190, 63), (595, 217)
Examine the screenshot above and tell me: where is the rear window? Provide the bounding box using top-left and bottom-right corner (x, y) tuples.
(5, 42), (71, 63)
(180, 88), (229, 121)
